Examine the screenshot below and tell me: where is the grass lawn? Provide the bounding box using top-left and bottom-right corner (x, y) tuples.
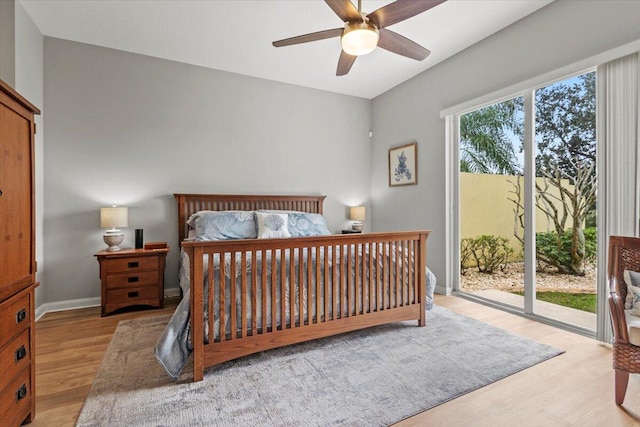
(511, 291), (596, 313)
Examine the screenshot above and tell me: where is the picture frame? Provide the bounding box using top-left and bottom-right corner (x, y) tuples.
(389, 142), (417, 186)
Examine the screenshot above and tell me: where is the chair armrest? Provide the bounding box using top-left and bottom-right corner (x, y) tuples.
(609, 291), (630, 344)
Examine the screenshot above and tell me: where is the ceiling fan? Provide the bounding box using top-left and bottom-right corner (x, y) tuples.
(272, 0), (446, 76)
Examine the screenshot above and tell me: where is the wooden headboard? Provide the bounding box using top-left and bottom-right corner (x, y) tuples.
(174, 193), (327, 242)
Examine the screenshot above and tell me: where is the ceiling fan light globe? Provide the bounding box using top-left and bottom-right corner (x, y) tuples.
(341, 21), (379, 56)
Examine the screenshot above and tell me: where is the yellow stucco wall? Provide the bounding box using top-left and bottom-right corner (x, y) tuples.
(460, 172), (572, 259)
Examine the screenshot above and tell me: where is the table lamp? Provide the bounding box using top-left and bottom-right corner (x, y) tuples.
(100, 205), (128, 251)
(349, 206), (366, 231)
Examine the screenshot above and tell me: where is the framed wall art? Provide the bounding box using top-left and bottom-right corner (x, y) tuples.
(389, 142), (417, 187)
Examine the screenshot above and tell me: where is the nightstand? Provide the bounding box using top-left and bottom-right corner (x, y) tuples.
(95, 247), (169, 317)
(342, 229), (362, 234)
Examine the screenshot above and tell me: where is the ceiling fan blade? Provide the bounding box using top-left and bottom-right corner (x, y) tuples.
(336, 50), (357, 76)
(367, 0), (446, 29)
(325, 0), (362, 22)
(273, 28), (343, 48)
(377, 28), (430, 61)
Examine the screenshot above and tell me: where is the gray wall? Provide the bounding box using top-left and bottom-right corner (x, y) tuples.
(43, 38), (372, 303)
(0, 0), (15, 86)
(370, 0), (640, 291)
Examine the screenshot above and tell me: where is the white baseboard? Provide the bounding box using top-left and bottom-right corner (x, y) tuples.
(35, 287), (182, 321)
(164, 286), (181, 298)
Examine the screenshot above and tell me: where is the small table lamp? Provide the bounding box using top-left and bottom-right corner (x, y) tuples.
(100, 205), (128, 251)
(349, 206), (366, 231)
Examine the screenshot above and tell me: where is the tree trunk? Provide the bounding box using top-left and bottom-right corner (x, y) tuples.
(570, 225), (586, 275)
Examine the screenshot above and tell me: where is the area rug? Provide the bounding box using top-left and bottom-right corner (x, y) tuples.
(76, 306), (563, 427)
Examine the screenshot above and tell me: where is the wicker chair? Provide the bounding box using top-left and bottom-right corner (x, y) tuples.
(608, 235), (640, 405)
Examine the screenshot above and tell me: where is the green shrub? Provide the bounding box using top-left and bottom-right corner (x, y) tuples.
(460, 238), (474, 274)
(536, 227), (597, 271)
(461, 235), (514, 274)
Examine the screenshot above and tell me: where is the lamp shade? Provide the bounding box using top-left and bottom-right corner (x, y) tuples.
(349, 206), (366, 222)
(100, 206), (128, 229)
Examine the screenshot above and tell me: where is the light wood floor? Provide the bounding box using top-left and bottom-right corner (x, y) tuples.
(29, 295), (640, 426)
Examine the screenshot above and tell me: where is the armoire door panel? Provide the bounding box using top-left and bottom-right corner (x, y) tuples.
(0, 102), (33, 290)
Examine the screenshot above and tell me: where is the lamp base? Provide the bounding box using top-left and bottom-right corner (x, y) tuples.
(103, 231), (124, 252)
(352, 222), (364, 231)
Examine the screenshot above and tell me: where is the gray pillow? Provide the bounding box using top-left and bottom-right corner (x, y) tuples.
(194, 211), (257, 241)
(623, 269), (640, 310)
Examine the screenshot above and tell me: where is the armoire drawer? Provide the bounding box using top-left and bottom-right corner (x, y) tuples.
(0, 365), (31, 427)
(0, 328), (31, 393)
(0, 291), (30, 348)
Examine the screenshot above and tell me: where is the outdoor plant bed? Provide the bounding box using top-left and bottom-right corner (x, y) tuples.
(460, 262), (596, 294)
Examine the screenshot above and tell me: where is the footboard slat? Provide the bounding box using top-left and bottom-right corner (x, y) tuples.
(307, 247), (313, 325)
(290, 247), (296, 329)
(332, 244), (338, 320)
(207, 253), (214, 345)
(261, 250), (267, 334)
(241, 251), (247, 338)
(251, 251), (257, 335)
(355, 243), (361, 316)
(230, 253), (237, 339)
(271, 251), (277, 333)
(324, 246), (329, 322)
(346, 244), (352, 317)
(315, 245), (321, 324)
(219, 254), (226, 342)
(280, 249), (286, 330)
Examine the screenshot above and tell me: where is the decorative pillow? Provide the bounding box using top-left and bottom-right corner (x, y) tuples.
(259, 210), (331, 237)
(186, 210), (215, 228)
(255, 212), (290, 239)
(194, 211), (257, 241)
(624, 270), (640, 313)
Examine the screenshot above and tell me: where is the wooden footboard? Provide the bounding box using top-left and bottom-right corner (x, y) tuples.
(174, 193), (429, 381)
(182, 231), (429, 381)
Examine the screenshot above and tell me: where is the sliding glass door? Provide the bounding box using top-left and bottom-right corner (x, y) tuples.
(456, 71), (597, 333)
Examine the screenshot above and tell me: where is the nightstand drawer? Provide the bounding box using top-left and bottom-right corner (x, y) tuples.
(106, 256), (158, 274)
(0, 328), (30, 394)
(0, 291), (30, 348)
(106, 271), (158, 289)
(0, 365), (31, 427)
(106, 286), (160, 305)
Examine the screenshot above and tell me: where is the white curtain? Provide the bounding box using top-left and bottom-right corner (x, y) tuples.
(596, 52), (640, 342)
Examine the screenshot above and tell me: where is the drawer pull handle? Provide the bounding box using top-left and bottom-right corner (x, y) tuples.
(128, 261), (139, 268)
(128, 276), (139, 283)
(15, 384), (27, 402)
(15, 345), (27, 362)
(16, 308), (27, 324)
(128, 291), (139, 298)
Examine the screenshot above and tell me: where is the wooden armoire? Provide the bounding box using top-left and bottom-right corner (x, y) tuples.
(0, 78), (40, 426)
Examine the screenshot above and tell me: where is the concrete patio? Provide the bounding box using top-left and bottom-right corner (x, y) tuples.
(467, 289), (596, 331)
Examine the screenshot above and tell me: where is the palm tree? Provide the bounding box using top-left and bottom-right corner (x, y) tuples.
(459, 98), (523, 175)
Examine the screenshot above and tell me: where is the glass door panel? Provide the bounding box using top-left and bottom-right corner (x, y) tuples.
(458, 97), (525, 310)
(533, 72), (597, 331)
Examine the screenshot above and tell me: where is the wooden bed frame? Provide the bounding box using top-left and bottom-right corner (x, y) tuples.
(176, 193), (430, 381)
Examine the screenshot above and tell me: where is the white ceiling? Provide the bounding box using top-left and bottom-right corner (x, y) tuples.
(20, 0), (553, 99)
